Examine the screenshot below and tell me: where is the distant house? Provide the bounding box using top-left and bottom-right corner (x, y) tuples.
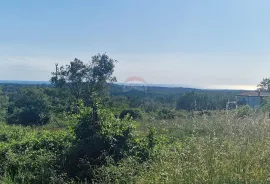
(236, 91), (270, 108)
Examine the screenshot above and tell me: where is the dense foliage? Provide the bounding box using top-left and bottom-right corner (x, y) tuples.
(0, 89), (8, 122)
(119, 108), (143, 120)
(7, 88), (51, 126)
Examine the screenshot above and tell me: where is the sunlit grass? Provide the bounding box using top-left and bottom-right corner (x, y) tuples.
(135, 111), (270, 183)
(3, 111), (270, 183)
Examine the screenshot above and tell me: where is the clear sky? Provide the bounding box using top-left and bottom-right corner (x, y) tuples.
(1, 0), (270, 89)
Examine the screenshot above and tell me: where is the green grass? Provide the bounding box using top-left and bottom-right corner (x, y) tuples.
(95, 111), (270, 183)
(134, 112), (270, 183)
(3, 111), (270, 183)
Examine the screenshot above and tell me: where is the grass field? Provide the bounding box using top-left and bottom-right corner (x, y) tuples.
(96, 111), (270, 183)
(2, 110), (270, 183)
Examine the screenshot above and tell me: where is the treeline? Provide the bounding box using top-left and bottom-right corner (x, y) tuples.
(0, 84), (235, 123)
(0, 82), (236, 124)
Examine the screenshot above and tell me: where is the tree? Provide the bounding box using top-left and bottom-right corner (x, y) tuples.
(7, 88), (51, 126)
(51, 53), (117, 103)
(258, 78), (270, 92)
(51, 53), (117, 126)
(51, 59), (87, 99)
(89, 53), (117, 97)
(0, 89), (8, 121)
(176, 92), (198, 111)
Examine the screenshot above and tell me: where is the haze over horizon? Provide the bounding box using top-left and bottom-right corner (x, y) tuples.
(1, 0), (269, 90)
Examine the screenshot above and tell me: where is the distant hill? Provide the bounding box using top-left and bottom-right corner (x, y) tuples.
(114, 83), (243, 93)
(111, 83), (243, 97)
(0, 81), (244, 94)
(0, 80), (50, 85)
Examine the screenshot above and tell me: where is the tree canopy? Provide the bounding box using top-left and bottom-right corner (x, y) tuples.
(258, 78), (270, 91)
(51, 53), (117, 103)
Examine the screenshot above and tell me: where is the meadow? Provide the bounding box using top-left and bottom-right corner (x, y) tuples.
(1, 107), (270, 183)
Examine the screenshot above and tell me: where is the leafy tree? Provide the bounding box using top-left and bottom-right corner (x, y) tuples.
(43, 87), (75, 113)
(176, 92), (197, 111)
(7, 88), (51, 126)
(51, 59), (87, 99)
(51, 53), (117, 126)
(176, 91), (233, 111)
(51, 53), (117, 103)
(258, 78), (270, 91)
(0, 89), (8, 121)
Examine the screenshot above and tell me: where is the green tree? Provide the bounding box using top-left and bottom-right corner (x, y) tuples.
(258, 78), (270, 91)
(7, 88), (51, 126)
(51, 53), (117, 125)
(51, 53), (117, 102)
(51, 59), (87, 99)
(0, 89), (8, 121)
(176, 92), (198, 111)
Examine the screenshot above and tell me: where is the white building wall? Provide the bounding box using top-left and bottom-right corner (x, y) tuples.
(237, 96), (261, 108)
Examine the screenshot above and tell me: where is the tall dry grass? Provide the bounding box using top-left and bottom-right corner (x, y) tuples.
(96, 111), (270, 183)
(136, 111), (270, 183)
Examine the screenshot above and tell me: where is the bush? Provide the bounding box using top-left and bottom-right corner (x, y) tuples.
(7, 88), (51, 126)
(158, 108), (175, 119)
(65, 103), (157, 182)
(119, 108), (143, 120)
(197, 110), (212, 116)
(261, 97), (270, 112)
(175, 110), (188, 118)
(0, 124), (74, 183)
(236, 105), (251, 118)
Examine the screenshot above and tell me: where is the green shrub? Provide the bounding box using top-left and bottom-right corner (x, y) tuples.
(0, 124), (74, 183)
(64, 103), (157, 182)
(119, 108), (143, 120)
(261, 97), (270, 112)
(7, 88), (51, 126)
(197, 110), (212, 116)
(158, 108), (175, 119)
(175, 110), (188, 118)
(236, 104), (251, 118)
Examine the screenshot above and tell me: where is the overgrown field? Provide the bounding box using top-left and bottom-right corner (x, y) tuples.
(2, 109), (270, 183)
(1, 55), (269, 183)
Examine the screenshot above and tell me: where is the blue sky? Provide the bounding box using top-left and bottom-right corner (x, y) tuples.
(1, 0), (270, 89)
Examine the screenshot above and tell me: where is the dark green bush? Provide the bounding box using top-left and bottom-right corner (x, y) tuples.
(119, 108), (143, 120)
(7, 88), (51, 126)
(64, 103), (157, 182)
(158, 108), (175, 119)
